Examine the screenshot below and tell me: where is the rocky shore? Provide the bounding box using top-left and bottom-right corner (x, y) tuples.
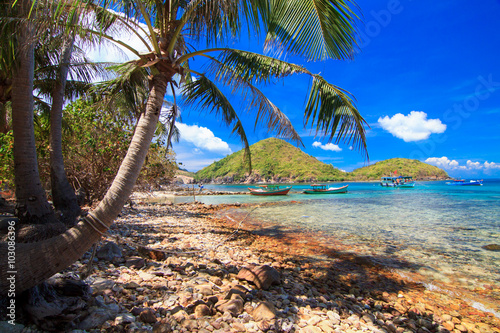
(2, 202), (499, 333)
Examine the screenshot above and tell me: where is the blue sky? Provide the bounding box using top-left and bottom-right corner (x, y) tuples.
(90, 0), (500, 178)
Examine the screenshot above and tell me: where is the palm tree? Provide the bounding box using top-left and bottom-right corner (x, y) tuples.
(0, 0), (368, 294)
(7, 0), (62, 225)
(2, 0), (111, 225)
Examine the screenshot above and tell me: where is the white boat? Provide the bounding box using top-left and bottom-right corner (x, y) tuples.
(446, 179), (483, 186)
(380, 176), (415, 188)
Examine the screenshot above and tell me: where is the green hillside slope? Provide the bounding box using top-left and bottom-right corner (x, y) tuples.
(195, 138), (346, 183)
(195, 139), (449, 183)
(348, 158), (449, 180)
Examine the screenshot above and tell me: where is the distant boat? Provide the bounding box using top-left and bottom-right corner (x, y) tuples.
(303, 184), (348, 194)
(380, 176), (415, 188)
(248, 185), (292, 196)
(446, 179), (483, 186)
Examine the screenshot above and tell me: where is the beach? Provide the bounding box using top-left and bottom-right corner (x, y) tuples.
(9, 200), (500, 332)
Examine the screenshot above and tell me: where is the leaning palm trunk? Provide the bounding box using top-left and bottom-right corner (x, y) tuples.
(0, 73), (169, 295)
(49, 37), (81, 225)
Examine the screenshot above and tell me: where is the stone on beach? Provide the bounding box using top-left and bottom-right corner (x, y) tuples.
(11, 202), (500, 332)
(96, 241), (122, 261)
(236, 264), (281, 290)
(251, 301), (277, 321)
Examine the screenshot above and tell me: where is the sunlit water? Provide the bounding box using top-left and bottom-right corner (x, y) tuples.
(159, 180), (500, 313)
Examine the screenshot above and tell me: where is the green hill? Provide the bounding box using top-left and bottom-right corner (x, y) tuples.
(195, 139), (449, 183)
(195, 138), (346, 183)
(348, 158), (449, 180)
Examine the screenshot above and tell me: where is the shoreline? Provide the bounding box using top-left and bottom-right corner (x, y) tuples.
(4, 202), (499, 332)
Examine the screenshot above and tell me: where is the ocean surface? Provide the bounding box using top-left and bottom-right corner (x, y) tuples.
(167, 180), (500, 315)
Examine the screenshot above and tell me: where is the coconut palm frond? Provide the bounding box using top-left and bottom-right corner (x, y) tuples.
(91, 62), (149, 120)
(264, 0), (360, 61)
(305, 74), (368, 158)
(183, 0), (242, 46)
(205, 50), (304, 145)
(181, 75), (252, 172)
(212, 49), (309, 84)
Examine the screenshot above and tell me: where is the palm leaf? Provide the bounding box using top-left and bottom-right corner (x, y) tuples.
(208, 49), (367, 157)
(203, 50), (303, 145)
(305, 75), (368, 157)
(181, 75), (252, 172)
(263, 0), (360, 61)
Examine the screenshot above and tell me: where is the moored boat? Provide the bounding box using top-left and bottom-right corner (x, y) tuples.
(380, 176), (415, 188)
(446, 179), (483, 186)
(303, 184), (348, 194)
(248, 185), (292, 196)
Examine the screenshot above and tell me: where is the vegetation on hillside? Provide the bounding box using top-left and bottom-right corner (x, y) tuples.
(196, 140), (449, 183)
(347, 158), (449, 180)
(196, 138), (346, 182)
(0, 99), (177, 203)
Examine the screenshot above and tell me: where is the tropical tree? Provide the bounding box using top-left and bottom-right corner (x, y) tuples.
(1, 0), (103, 225)
(6, 0), (62, 226)
(0, 0), (368, 294)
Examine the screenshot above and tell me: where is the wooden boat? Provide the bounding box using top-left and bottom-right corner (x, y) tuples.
(380, 176), (415, 188)
(446, 179), (483, 186)
(248, 185), (292, 196)
(303, 184), (348, 194)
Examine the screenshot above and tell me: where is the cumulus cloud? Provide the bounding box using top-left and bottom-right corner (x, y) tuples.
(425, 157), (460, 169)
(312, 141), (342, 152)
(176, 123), (232, 155)
(485, 161), (500, 169)
(378, 111), (446, 142)
(426, 157), (500, 171)
(466, 160), (482, 170)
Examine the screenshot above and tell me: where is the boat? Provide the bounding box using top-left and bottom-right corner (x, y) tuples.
(446, 179), (483, 186)
(248, 185), (292, 196)
(303, 184), (348, 194)
(380, 176), (415, 188)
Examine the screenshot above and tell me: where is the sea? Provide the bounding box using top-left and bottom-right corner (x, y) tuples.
(164, 179), (500, 316)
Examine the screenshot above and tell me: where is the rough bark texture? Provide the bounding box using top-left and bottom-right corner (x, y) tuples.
(11, 17), (57, 225)
(49, 37), (81, 226)
(0, 73), (169, 295)
(0, 102), (8, 134)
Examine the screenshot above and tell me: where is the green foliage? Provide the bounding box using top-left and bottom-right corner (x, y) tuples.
(196, 140), (449, 183)
(30, 99), (177, 203)
(348, 158), (449, 180)
(58, 99), (133, 202)
(195, 138), (345, 182)
(0, 130), (14, 189)
(137, 144), (177, 190)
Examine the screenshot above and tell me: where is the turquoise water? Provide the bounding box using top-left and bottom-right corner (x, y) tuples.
(179, 180), (500, 313)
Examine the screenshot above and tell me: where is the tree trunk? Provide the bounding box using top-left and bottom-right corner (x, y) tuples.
(0, 102), (8, 134)
(11, 15), (58, 225)
(0, 73), (169, 295)
(49, 37), (81, 226)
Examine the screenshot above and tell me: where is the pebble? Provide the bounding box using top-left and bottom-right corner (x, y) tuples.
(10, 202), (500, 332)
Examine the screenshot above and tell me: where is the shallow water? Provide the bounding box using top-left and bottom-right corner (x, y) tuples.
(174, 180), (500, 314)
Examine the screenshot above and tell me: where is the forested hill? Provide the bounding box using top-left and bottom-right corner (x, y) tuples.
(195, 139), (449, 183)
(348, 158), (449, 180)
(195, 138), (346, 183)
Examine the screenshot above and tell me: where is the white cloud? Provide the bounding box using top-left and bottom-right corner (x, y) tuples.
(312, 141), (342, 152)
(466, 160), (482, 170)
(485, 161), (500, 169)
(425, 157), (460, 169)
(378, 111), (446, 142)
(426, 157), (500, 172)
(176, 123), (232, 155)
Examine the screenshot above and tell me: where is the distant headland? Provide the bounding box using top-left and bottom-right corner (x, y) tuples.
(193, 138), (449, 184)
